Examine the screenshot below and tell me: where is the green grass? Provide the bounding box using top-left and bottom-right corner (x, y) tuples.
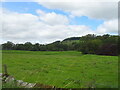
(2, 50), (118, 88)
(2, 81), (21, 88)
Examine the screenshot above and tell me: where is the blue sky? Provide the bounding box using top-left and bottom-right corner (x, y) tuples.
(2, 2), (69, 16)
(2, 2), (104, 30)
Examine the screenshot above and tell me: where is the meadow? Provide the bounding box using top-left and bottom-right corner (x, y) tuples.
(2, 50), (118, 88)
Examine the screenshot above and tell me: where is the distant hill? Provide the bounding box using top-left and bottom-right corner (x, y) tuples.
(62, 37), (80, 41)
(62, 37), (80, 45)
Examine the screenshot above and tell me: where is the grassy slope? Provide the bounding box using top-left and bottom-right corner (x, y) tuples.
(2, 50), (118, 88)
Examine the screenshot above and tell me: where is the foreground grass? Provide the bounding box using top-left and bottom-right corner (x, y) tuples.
(2, 50), (118, 88)
(2, 81), (21, 88)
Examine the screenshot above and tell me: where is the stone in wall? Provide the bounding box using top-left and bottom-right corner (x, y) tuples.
(0, 73), (2, 81)
(16, 80), (24, 86)
(25, 83), (36, 88)
(5, 76), (15, 83)
(20, 82), (28, 87)
(0, 73), (2, 77)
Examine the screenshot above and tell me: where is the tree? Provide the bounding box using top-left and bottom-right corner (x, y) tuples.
(80, 39), (102, 54)
(2, 41), (14, 50)
(14, 44), (24, 50)
(32, 43), (40, 51)
(1, 34), (119, 56)
(24, 42), (33, 50)
(96, 43), (118, 56)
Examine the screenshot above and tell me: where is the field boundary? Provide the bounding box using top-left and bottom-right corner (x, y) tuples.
(2, 73), (56, 88)
(2, 64), (56, 88)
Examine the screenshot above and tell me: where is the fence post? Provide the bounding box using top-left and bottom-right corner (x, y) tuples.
(3, 64), (8, 76)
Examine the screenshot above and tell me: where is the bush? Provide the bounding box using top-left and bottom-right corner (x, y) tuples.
(96, 44), (118, 56)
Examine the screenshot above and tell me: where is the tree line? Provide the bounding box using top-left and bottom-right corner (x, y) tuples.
(1, 34), (119, 56)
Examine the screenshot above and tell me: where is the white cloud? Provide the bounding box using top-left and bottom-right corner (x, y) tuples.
(1, 9), (94, 44)
(96, 19), (118, 34)
(33, 0), (119, 3)
(35, 0), (118, 20)
(36, 9), (46, 15)
(1, 0), (118, 44)
(34, 0), (118, 36)
(36, 10), (69, 25)
(1, 0), (119, 2)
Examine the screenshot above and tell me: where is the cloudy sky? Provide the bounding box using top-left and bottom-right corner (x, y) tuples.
(0, 0), (119, 44)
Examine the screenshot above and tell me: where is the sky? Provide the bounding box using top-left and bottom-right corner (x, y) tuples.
(0, 0), (119, 44)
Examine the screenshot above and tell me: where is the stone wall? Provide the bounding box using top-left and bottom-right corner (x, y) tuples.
(1, 73), (55, 88)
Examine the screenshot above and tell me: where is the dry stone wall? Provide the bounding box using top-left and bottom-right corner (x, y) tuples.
(1, 73), (55, 88)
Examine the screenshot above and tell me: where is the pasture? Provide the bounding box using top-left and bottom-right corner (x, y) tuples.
(2, 50), (118, 88)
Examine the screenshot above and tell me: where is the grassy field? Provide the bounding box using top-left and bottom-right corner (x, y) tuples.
(2, 50), (118, 88)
